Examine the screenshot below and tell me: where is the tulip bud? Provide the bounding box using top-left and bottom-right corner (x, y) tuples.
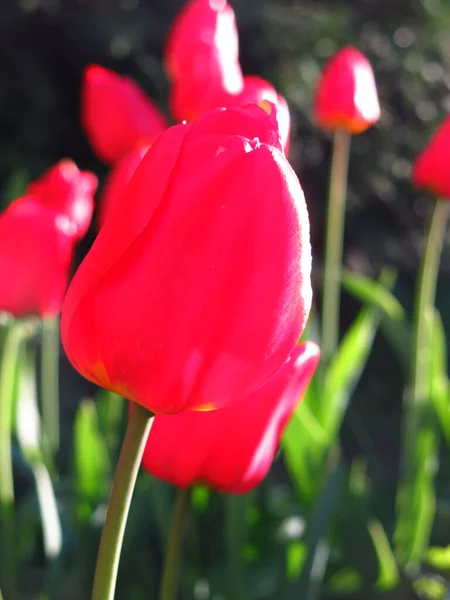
(28, 160), (97, 240)
(164, 0), (240, 81)
(412, 116), (450, 199)
(61, 103), (312, 414)
(314, 46), (380, 134)
(97, 146), (149, 229)
(166, 0), (243, 123)
(141, 342), (319, 493)
(82, 65), (168, 164)
(0, 198), (76, 318)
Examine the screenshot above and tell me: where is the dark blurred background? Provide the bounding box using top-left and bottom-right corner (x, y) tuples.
(1, 1), (450, 597)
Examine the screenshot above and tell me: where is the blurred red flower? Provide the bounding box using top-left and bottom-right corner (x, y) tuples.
(28, 159), (97, 239)
(141, 342), (319, 493)
(165, 0), (243, 122)
(412, 116), (450, 199)
(0, 198), (76, 318)
(82, 65), (168, 164)
(314, 46), (380, 134)
(61, 103), (312, 414)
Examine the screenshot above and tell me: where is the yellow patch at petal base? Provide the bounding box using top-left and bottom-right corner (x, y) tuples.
(195, 403), (217, 412)
(257, 100), (273, 115)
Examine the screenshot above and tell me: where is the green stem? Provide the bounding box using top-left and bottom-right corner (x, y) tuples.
(411, 198), (448, 405)
(397, 198), (448, 567)
(91, 402), (154, 600)
(41, 317), (60, 457)
(159, 488), (190, 600)
(226, 495), (246, 600)
(321, 129), (352, 369)
(0, 323), (27, 600)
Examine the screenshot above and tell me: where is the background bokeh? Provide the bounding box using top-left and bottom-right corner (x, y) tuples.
(1, 0), (450, 598)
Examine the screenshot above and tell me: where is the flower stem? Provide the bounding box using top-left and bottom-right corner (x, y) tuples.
(321, 129), (351, 369)
(159, 488), (190, 600)
(41, 317), (60, 458)
(411, 198), (448, 406)
(0, 321), (36, 600)
(226, 495), (246, 600)
(91, 402), (154, 600)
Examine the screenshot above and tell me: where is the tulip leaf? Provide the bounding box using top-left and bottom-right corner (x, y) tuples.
(15, 345), (62, 560)
(429, 309), (450, 444)
(283, 451), (342, 600)
(394, 423), (437, 568)
(322, 305), (379, 443)
(321, 269), (397, 443)
(342, 268), (411, 372)
(73, 399), (111, 522)
(342, 268), (405, 321)
(283, 378), (328, 503)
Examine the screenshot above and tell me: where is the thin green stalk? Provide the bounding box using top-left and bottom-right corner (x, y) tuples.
(91, 403), (154, 600)
(226, 494), (246, 600)
(396, 198), (448, 567)
(321, 129), (352, 369)
(41, 317), (60, 456)
(411, 198), (448, 406)
(159, 488), (190, 600)
(0, 324), (26, 600)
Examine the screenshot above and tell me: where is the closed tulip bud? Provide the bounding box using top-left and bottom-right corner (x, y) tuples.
(61, 103), (312, 415)
(27, 160), (97, 240)
(412, 116), (450, 199)
(97, 146), (149, 229)
(164, 0), (240, 81)
(314, 46), (380, 134)
(82, 65), (168, 164)
(141, 342), (319, 493)
(0, 198), (76, 318)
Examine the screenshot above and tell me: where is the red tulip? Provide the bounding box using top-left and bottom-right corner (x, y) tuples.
(165, 0), (243, 123)
(0, 198), (75, 318)
(97, 145), (149, 229)
(412, 116), (450, 199)
(314, 46), (380, 134)
(27, 160), (97, 240)
(141, 342), (319, 493)
(61, 103), (312, 415)
(82, 65), (168, 164)
(164, 0), (240, 81)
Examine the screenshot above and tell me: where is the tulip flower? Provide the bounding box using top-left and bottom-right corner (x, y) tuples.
(61, 102), (312, 415)
(142, 342), (319, 492)
(82, 65), (168, 164)
(412, 116), (450, 199)
(27, 160), (98, 240)
(314, 47), (380, 367)
(164, 0), (240, 81)
(165, 0), (243, 123)
(314, 46), (380, 135)
(97, 146), (149, 229)
(0, 198), (76, 318)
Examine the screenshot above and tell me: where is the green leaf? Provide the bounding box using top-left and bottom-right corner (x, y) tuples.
(342, 269), (405, 321)
(342, 269), (411, 372)
(429, 310), (450, 444)
(283, 377), (328, 503)
(394, 426), (437, 568)
(322, 305), (379, 442)
(284, 452), (342, 600)
(73, 399), (111, 521)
